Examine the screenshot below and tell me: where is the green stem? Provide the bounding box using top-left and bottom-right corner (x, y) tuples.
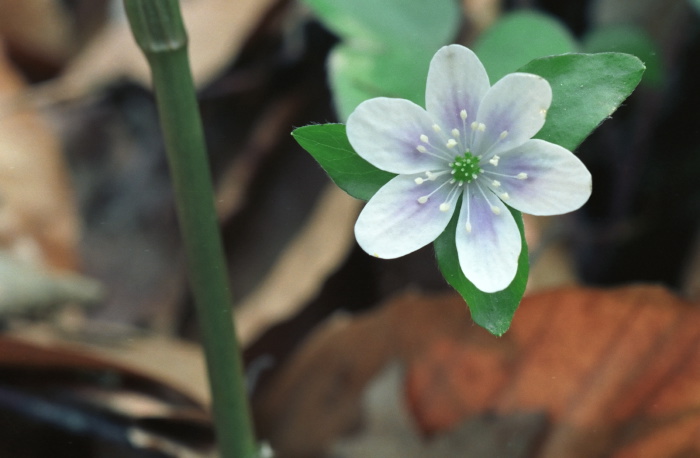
(123, 1), (258, 457)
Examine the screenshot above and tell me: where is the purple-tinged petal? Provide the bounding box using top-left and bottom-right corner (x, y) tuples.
(456, 182), (521, 292)
(426, 45), (490, 134)
(484, 139), (592, 215)
(473, 73), (552, 158)
(355, 174), (456, 258)
(347, 98), (448, 174)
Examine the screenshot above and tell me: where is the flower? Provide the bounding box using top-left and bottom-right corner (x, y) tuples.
(346, 44), (591, 293)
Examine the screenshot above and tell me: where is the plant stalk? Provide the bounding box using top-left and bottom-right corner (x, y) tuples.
(123, 1), (258, 456)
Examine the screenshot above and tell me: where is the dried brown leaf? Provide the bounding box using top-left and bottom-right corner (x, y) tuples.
(257, 286), (700, 457)
(39, 0), (278, 103)
(236, 184), (360, 345)
(0, 45), (79, 270)
(0, 0), (75, 67)
(14, 325), (210, 405)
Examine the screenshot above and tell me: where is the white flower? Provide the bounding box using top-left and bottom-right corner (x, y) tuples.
(346, 44), (592, 293)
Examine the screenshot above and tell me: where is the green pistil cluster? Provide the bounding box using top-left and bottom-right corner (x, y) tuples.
(451, 151), (482, 183)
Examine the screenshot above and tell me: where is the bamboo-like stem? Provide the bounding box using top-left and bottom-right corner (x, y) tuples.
(123, 1), (258, 457)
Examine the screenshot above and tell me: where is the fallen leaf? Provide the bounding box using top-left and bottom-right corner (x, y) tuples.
(0, 336), (215, 457)
(0, 253), (101, 318)
(256, 285), (700, 457)
(0, 44), (80, 271)
(0, 0), (76, 70)
(236, 184), (359, 345)
(332, 362), (547, 458)
(35, 0), (279, 104)
(13, 325), (210, 406)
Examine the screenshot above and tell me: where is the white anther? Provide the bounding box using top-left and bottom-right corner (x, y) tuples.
(432, 124), (442, 133)
(499, 130), (509, 139)
(540, 108), (547, 116)
(465, 222), (472, 233)
(451, 128), (460, 138)
(420, 134), (430, 143)
(500, 192), (510, 200)
(439, 203), (451, 212)
(470, 121), (478, 131)
(517, 172), (528, 180)
(471, 173), (478, 179)
(492, 180), (501, 187)
(417, 196), (429, 204)
(478, 123), (486, 132)
(414, 177), (424, 185)
(489, 155), (500, 166)
(446, 139), (458, 148)
(416, 145), (427, 153)
(491, 206), (501, 215)
(460, 110), (468, 120)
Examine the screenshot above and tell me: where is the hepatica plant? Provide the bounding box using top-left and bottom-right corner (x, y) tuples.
(348, 45), (591, 294)
(294, 44), (644, 335)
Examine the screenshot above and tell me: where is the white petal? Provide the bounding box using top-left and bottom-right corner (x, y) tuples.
(355, 174), (456, 258)
(485, 139), (592, 215)
(347, 97), (447, 174)
(456, 183), (521, 293)
(426, 45), (490, 134)
(474, 73), (552, 158)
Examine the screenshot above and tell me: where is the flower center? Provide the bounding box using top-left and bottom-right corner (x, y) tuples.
(450, 151), (482, 183)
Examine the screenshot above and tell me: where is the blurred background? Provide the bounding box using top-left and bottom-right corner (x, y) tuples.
(0, 0), (699, 456)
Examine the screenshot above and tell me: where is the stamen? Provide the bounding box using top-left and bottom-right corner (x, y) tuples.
(489, 155), (500, 166)
(481, 170), (531, 181)
(540, 108), (547, 116)
(491, 205), (501, 215)
(439, 203), (450, 212)
(432, 124), (442, 133)
(460, 110), (468, 120)
(477, 123), (486, 132)
(470, 122), (478, 131)
(446, 139), (458, 148)
(464, 189), (472, 233)
(414, 177), (424, 185)
(414, 141), (453, 162)
(415, 174), (456, 205)
(500, 192), (510, 200)
(426, 170), (449, 180)
(451, 128), (460, 138)
(499, 130), (509, 139)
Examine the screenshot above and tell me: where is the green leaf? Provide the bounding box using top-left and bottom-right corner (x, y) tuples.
(302, 0), (460, 119)
(474, 11), (578, 82)
(434, 205), (529, 336)
(582, 24), (663, 87)
(302, 0), (458, 51)
(328, 44), (429, 119)
(292, 124), (394, 201)
(520, 53), (645, 151)
(691, 0), (700, 15)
